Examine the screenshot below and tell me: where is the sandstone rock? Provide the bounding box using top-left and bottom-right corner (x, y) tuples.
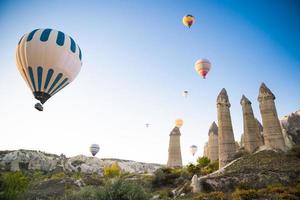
(258, 83), (286, 151)
(194, 150), (300, 192)
(241, 95), (262, 153)
(208, 122), (218, 161)
(167, 127), (182, 167)
(217, 88), (236, 168)
(280, 109), (300, 147)
(0, 150), (162, 175)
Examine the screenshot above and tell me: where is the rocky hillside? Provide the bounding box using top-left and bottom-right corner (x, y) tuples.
(197, 149), (300, 192)
(281, 109), (300, 148)
(0, 150), (162, 175)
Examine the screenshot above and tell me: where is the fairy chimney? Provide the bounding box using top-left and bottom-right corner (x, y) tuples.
(240, 95), (261, 153)
(208, 122), (219, 161)
(217, 88), (236, 168)
(258, 83), (286, 150)
(167, 126), (183, 167)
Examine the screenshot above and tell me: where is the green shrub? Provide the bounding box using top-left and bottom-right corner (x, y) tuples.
(193, 191), (226, 200)
(97, 178), (149, 200)
(151, 167), (185, 187)
(186, 163), (201, 175)
(50, 172), (66, 179)
(197, 157), (210, 168)
(63, 186), (97, 200)
(103, 162), (121, 178)
(0, 171), (29, 200)
(232, 189), (260, 200)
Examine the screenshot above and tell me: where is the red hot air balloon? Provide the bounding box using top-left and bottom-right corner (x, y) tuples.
(194, 59), (211, 79)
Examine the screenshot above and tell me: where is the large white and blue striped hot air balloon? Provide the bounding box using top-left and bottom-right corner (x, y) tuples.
(16, 28), (82, 111)
(89, 144), (100, 157)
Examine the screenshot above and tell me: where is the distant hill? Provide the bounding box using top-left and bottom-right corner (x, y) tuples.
(0, 149), (162, 175)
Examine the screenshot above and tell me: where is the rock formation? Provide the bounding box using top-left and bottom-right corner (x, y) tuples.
(208, 122), (219, 161)
(217, 88), (236, 168)
(192, 149), (300, 193)
(240, 95), (261, 153)
(255, 118), (264, 146)
(0, 150), (162, 174)
(280, 110), (300, 148)
(191, 174), (200, 193)
(167, 127), (182, 167)
(203, 142), (209, 157)
(258, 83), (286, 150)
(240, 133), (244, 147)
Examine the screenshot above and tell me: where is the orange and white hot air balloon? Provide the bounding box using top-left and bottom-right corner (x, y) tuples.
(194, 59), (211, 79)
(182, 15), (195, 28)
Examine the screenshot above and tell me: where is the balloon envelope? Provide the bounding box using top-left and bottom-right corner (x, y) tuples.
(189, 145), (198, 156)
(175, 119), (184, 128)
(16, 28), (82, 105)
(182, 15), (195, 28)
(90, 144), (100, 156)
(195, 59), (211, 79)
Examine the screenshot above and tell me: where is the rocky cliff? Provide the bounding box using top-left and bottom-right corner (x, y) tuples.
(195, 149), (300, 192)
(0, 150), (162, 175)
(281, 109), (300, 148)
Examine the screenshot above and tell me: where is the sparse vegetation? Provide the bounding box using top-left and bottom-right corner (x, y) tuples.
(193, 191), (226, 200)
(103, 162), (121, 178)
(0, 171), (29, 200)
(186, 157), (219, 176)
(63, 178), (149, 200)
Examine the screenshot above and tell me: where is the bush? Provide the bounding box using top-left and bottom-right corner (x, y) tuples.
(63, 178), (148, 200)
(103, 162), (121, 178)
(193, 191), (226, 200)
(197, 157), (210, 168)
(186, 163), (201, 175)
(152, 167), (187, 188)
(63, 186), (97, 200)
(51, 172), (66, 180)
(232, 189), (259, 200)
(97, 178), (149, 200)
(186, 159), (219, 176)
(0, 171), (29, 200)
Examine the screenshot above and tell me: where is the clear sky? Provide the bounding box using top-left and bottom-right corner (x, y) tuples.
(0, 0), (299, 165)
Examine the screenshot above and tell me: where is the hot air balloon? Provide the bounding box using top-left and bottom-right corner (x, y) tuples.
(175, 119), (183, 128)
(194, 59), (211, 79)
(16, 28), (82, 111)
(183, 90), (188, 98)
(182, 15), (195, 28)
(189, 145), (198, 156)
(90, 144), (100, 156)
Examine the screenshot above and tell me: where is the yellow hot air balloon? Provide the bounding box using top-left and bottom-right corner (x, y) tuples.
(16, 28), (82, 111)
(175, 119), (184, 128)
(182, 15), (195, 28)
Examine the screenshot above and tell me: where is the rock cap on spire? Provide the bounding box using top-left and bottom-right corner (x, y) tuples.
(240, 95), (252, 105)
(258, 83), (275, 102)
(217, 88), (231, 106)
(208, 121), (218, 135)
(170, 126), (181, 136)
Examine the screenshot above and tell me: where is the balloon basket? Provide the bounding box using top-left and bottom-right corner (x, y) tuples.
(34, 103), (43, 111)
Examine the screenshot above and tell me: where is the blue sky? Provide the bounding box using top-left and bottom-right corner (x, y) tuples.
(0, 0), (299, 164)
